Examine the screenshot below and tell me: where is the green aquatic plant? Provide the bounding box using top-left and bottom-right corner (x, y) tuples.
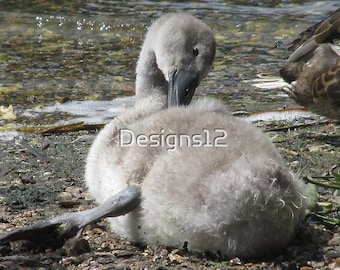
(305, 172), (340, 226)
(305, 173), (340, 189)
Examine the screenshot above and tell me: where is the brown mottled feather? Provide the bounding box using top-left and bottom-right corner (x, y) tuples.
(280, 9), (340, 119)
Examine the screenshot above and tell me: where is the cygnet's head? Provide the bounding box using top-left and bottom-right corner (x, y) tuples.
(136, 13), (216, 107)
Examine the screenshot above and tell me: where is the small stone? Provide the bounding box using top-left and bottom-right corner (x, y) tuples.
(63, 238), (91, 256)
(327, 250), (340, 259)
(329, 234), (340, 246)
(229, 257), (242, 265)
(58, 200), (81, 208)
(335, 257), (340, 265)
(92, 227), (104, 234)
(300, 266), (313, 270)
(168, 252), (185, 263)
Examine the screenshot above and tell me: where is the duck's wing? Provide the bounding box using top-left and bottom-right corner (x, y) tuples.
(312, 60), (340, 107)
(281, 8), (340, 83)
(313, 8), (340, 44)
(0, 185), (141, 247)
(286, 19), (323, 53)
(287, 8), (340, 53)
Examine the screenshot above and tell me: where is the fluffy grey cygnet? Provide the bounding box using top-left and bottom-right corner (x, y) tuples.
(85, 13), (307, 259)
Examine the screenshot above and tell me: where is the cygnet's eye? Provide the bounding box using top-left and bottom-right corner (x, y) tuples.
(192, 48), (199, 57)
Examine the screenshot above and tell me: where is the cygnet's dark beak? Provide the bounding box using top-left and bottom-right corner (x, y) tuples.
(168, 70), (199, 107)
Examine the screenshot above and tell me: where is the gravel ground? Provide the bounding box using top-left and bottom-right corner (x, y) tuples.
(0, 120), (339, 269)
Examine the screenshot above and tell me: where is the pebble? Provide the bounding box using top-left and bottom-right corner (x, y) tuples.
(329, 233), (340, 246)
(63, 238), (91, 256)
(300, 267), (313, 270)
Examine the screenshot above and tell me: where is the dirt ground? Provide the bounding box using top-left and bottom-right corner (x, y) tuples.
(0, 120), (339, 270)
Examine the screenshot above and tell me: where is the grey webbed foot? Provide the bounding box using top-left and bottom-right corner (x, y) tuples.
(0, 185), (141, 247)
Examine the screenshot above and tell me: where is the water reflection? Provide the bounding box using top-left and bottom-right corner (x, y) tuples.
(0, 1), (339, 127)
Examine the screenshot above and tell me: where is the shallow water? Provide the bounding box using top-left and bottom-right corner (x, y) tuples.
(0, 1), (339, 128)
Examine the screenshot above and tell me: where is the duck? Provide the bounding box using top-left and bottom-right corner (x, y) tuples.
(84, 13), (307, 259)
(0, 13), (307, 259)
(280, 8), (340, 120)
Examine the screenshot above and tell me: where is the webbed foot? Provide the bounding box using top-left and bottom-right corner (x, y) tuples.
(0, 185), (141, 247)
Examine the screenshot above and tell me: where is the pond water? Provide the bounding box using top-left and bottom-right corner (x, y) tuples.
(0, 1), (339, 129)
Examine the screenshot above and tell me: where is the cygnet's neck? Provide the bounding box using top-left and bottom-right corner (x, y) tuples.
(135, 38), (168, 107)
